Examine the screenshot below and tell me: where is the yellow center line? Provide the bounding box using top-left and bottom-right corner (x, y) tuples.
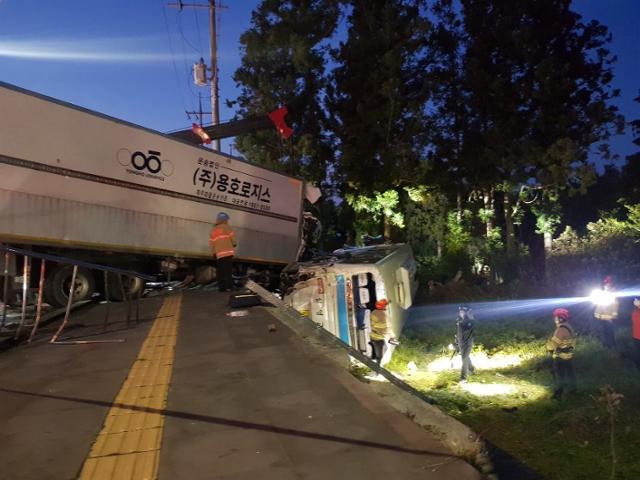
(78, 294), (182, 480)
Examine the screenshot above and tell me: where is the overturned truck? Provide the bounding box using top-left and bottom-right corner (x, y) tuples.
(282, 244), (418, 365)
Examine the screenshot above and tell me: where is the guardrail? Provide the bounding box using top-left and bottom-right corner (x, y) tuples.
(1, 244), (156, 345)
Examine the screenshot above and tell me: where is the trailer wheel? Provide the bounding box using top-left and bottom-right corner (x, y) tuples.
(105, 274), (146, 301)
(194, 265), (216, 284)
(44, 266), (97, 308)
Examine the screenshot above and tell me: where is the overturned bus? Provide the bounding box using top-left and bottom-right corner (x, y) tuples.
(282, 244), (418, 365)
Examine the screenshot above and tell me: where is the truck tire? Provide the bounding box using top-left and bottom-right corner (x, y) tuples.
(105, 274), (146, 301)
(194, 265), (216, 284)
(43, 265), (97, 308)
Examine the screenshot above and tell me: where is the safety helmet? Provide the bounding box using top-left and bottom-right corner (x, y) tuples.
(553, 308), (570, 321)
(375, 299), (389, 310)
(216, 212), (230, 223)
(634, 298), (640, 308)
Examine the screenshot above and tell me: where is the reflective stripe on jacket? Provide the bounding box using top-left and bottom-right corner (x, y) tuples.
(546, 323), (575, 360)
(209, 224), (236, 259)
(370, 310), (392, 341)
(594, 300), (619, 321)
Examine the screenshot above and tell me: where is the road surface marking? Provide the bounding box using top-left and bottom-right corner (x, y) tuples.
(79, 294), (182, 480)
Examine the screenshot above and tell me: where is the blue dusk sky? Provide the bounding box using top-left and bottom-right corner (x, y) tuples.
(0, 0), (637, 162)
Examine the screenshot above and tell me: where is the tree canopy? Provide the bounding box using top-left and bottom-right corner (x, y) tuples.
(230, 0), (340, 184)
(231, 0), (629, 285)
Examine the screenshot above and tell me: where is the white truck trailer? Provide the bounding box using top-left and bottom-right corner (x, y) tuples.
(0, 81), (312, 306)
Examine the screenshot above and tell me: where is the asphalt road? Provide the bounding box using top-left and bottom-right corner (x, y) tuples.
(0, 290), (480, 480)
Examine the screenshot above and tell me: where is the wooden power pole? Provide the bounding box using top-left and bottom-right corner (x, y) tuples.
(169, 1), (226, 151)
(208, 0), (221, 151)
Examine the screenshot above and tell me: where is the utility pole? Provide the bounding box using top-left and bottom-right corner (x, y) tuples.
(209, 0), (221, 151)
(169, 1), (226, 151)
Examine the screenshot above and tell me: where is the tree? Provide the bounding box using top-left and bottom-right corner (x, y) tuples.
(327, 0), (432, 196)
(433, 0), (623, 256)
(427, 0), (471, 214)
(345, 190), (405, 241)
(230, 0), (340, 184)
(622, 92), (640, 203)
(404, 186), (449, 257)
(531, 189), (561, 251)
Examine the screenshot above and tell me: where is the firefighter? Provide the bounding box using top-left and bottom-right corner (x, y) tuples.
(594, 275), (619, 348)
(370, 299), (393, 373)
(208, 212), (237, 292)
(546, 308), (577, 400)
(632, 298), (640, 368)
(455, 306), (475, 383)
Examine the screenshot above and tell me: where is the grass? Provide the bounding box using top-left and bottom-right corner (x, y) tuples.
(386, 314), (640, 480)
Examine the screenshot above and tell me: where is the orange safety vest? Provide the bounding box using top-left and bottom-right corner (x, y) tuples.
(632, 308), (640, 340)
(208, 224), (236, 259)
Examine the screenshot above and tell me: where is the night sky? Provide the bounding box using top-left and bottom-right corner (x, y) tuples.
(0, 0), (637, 162)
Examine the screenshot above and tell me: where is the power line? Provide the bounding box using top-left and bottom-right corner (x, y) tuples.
(158, 0), (192, 117)
(176, 10), (202, 54)
(193, 7), (205, 55)
(174, 11), (200, 105)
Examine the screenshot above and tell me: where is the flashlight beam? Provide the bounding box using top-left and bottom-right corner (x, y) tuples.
(409, 296), (591, 324)
(0, 38), (181, 63)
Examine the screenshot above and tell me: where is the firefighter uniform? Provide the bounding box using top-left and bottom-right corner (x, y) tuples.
(456, 307), (475, 381)
(594, 300), (618, 348)
(594, 277), (619, 348)
(546, 308), (577, 400)
(370, 299), (392, 371)
(208, 213), (237, 292)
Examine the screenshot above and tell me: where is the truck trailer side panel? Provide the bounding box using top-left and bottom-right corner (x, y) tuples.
(0, 81), (303, 264)
(0, 189), (297, 263)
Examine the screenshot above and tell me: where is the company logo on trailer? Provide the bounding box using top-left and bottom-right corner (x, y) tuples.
(116, 148), (174, 181)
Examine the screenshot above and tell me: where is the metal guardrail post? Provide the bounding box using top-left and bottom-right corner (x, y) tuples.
(136, 287), (141, 324)
(50, 265), (77, 343)
(15, 256), (30, 340)
(1, 251), (9, 329)
(126, 277), (133, 326)
(50, 266), (124, 344)
(117, 275), (131, 327)
(103, 271), (110, 332)
(0, 244), (155, 345)
(27, 260), (46, 343)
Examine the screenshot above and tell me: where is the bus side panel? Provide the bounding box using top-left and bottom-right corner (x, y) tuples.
(335, 274), (350, 344)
